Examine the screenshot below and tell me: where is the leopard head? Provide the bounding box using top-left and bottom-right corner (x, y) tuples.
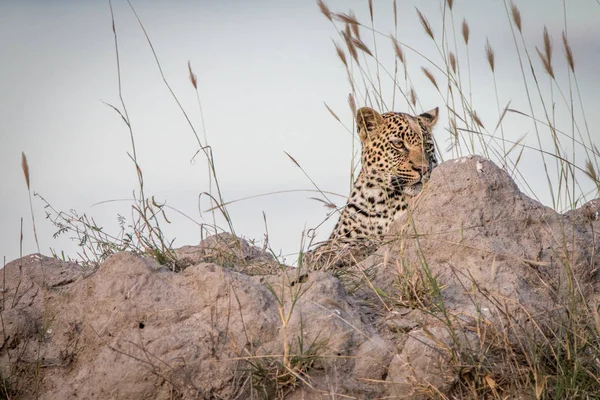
(356, 106), (439, 190)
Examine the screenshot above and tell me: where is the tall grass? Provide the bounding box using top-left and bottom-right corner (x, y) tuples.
(317, 0), (598, 211)
(315, 0), (600, 398)
(35, 0), (241, 270)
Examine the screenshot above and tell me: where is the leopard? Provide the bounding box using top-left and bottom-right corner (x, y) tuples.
(306, 106), (439, 270)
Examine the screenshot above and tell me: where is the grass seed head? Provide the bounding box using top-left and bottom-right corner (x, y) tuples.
(334, 12), (360, 26)
(317, 0), (332, 21)
(448, 51), (456, 74)
(485, 38), (495, 72)
(409, 87), (417, 107)
(392, 38), (405, 65)
(352, 37), (373, 57)
(333, 41), (348, 67)
(510, 2), (522, 33)
(392, 38), (404, 64)
(471, 110), (485, 129)
(536, 26), (555, 79)
(349, 10), (360, 39)
(348, 93), (357, 117)
(543, 26), (553, 63)
(462, 19), (470, 45)
(21, 152), (30, 190)
(187, 61), (197, 89)
(562, 31), (575, 72)
(416, 8), (434, 40)
(324, 102), (341, 123)
(343, 28), (359, 63)
(585, 159), (598, 184)
(393, 0), (397, 29)
(421, 67), (439, 91)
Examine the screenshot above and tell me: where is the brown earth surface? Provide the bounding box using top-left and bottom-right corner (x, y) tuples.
(1, 156), (599, 399)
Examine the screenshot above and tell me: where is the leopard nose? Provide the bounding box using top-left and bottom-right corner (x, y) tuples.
(418, 164), (430, 173)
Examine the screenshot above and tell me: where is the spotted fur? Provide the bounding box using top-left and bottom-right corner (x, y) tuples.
(308, 107), (438, 269)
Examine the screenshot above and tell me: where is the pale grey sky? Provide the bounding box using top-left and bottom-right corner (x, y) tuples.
(1, 0), (599, 265)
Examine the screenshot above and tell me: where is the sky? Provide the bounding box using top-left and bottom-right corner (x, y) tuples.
(1, 0), (599, 265)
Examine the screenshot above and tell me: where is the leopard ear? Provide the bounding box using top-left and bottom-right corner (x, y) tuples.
(419, 107), (439, 128)
(356, 107), (384, 142)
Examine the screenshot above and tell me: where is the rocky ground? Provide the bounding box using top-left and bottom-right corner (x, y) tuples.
(1, 156), (599, 399)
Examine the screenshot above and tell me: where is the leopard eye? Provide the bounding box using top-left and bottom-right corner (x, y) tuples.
(389, 138), (405, 149)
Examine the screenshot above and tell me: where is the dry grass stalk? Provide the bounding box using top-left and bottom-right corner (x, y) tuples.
(348, 93), (357, 117)
(562, 31), (575, 72)
(317, 0), (332, 21)
(462, 19), (470, 45)
(448, 51), (456, 74)
(485, 38), (495, 72)
(446, 121), (458, 152)
(449, 118), (458, 139)
(510, 2), (522, 33)
(409, 87), (417, 107)
(447, 0), (454, 10)
(309, 196), (337, 210)
(593, 306), (600, 336)
(416, 8), (434, 40)
(21, 152), (30, 190)
(536, 26), (555, 79)
(342, 29), (359, 63)
(324, 103), (341, 123)
(543, 26), (553, 65)
(585, 159), (598, 184)
(347, 75), (356, 96)
(368, 0), (374, 22)
(352, 37), (373, 57)
(333, 41), (348, 67)
(471, 110), (485, 129)
(349, 10), (360, 39)
(334, 12), (360, 26)
(187, 61), (197, 89)
(421, 67), (439, 91)
(494, 101), (511, 133)
(393, 0), (397, 29)
(392, 38), (405, 65)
